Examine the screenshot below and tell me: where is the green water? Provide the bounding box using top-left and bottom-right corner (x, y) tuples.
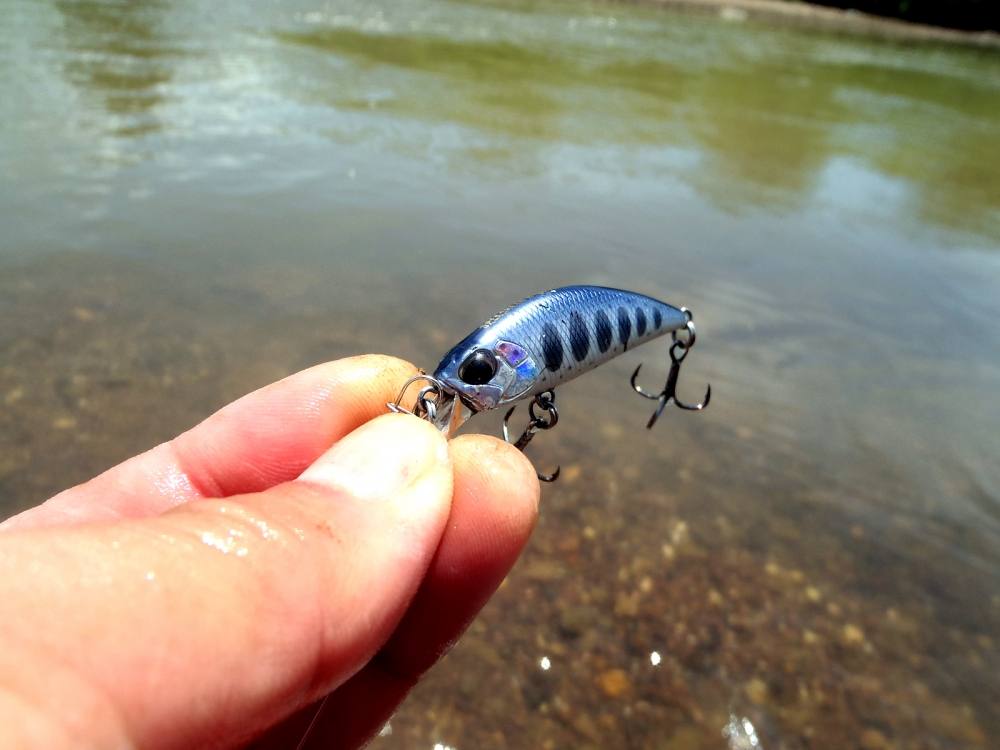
(2, 0), (999, 747)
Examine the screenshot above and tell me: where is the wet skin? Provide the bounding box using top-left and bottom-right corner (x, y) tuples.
(0, 355), (539, 749)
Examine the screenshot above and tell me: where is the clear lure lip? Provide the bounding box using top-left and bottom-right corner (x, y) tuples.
(428, 392), (471, 437)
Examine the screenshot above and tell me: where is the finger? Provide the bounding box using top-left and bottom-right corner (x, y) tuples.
(378, 435), (541, 674)
(1, 355), (418, 531)
(254, 434), (540, 749)
(0, 414), (452, 750)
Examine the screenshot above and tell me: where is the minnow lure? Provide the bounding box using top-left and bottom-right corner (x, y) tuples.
(389, 285), (710, 480)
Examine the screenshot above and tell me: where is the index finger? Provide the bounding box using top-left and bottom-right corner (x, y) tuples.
(1, 355), (418, 531)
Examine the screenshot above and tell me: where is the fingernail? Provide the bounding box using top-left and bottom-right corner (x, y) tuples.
(299, 413), (448, 501)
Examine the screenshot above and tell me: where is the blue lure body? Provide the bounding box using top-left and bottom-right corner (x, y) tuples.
(432, 285), (690, 414)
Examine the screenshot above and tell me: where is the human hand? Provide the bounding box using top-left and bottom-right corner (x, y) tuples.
(0, 355), (540, 749)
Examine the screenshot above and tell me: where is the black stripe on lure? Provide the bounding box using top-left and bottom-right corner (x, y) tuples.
(388, 285), (710, 481)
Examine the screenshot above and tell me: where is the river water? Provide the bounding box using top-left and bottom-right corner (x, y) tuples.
(2, 1), (999, 747)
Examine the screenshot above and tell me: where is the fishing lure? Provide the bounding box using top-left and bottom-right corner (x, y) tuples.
(389, 285), (710, 480)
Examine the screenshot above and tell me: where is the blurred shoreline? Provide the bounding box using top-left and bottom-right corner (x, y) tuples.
(625, 0), (1000, 47)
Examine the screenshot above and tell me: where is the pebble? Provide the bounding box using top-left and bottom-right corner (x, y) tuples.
(556, 534), (581, 554)
(745, 677), (768, 704)
(614, 591), (640, 617)
(557, 605), (596, 639)
(669, 520), (689, 545)
(561, 464), (582, 483)
(842, 623), (866, 645)
(571, 713), (600, 740)
(53, 416), (77, 430)
(805, 586), (822, 602)
(596, 668), (631, 698)
(523, 559), (566, 581)
(600, 422), (625, 440)
(860, 728), (892, 750)
(667, 726), (705, 747)
(72, 306), (96, 322)
(4, 387), (24, 405)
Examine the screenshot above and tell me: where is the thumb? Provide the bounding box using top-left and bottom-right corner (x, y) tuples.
(0, 414), (453, 750)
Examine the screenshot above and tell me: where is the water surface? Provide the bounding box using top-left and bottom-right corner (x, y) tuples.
(2, 1), (999, 747)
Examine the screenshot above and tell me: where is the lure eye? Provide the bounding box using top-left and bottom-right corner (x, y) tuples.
(458, 349), (498, 385)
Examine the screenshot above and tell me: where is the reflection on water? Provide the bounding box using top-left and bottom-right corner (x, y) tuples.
(55, 0), (178, 137)
(2, 0), (999, 747)
(276, 6), (1000, 234)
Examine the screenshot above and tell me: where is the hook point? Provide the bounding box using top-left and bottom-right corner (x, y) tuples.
(631, 363), (661, 401)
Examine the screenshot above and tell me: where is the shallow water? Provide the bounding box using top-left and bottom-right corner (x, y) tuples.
(2, 0), (999, 747)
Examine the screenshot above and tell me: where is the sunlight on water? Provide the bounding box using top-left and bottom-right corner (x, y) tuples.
(723, 714), (762, 749)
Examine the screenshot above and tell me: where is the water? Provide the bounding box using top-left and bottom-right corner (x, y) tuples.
(2, 0), (999, 746)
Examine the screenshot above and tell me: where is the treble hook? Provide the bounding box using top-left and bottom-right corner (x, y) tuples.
(502, 389), (561, 482)
(630, 309), (711, 429)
